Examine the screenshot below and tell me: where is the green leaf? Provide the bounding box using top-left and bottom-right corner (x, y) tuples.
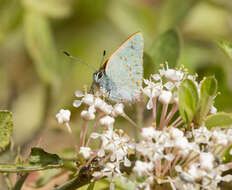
(143, 52), (156, 79)
(159, 0), (196, 31)
(23, 0), (71, 19)
(24, 11), (59, 85)
(0, 0), (22, 43)
(221, 145), (232, 163)
(148, 29), (180, 68)
(217, 40), (232, 60)
(195, 76), (217, 125)
(205, 112), (232, 129)
(29, 147), (63, 166)
(0, 111), (13, 152)
(87, 182), (95, 190)
(178, 79), (199, 124)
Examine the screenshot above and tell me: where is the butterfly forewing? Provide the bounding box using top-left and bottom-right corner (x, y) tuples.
(104, 32), (144, 102)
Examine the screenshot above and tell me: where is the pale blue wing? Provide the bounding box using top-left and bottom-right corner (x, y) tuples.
(105, 32), (144, 102)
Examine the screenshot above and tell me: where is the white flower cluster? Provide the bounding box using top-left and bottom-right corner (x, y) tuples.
(143, 65), (185, 109)
(55, 65), (232, 190)
(131, 126), (232, 190)
(91, 128), (135, 189)
(73, 90), (125, 123)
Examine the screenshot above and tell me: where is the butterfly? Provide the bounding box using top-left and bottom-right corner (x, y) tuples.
(91, 32), (144, 102)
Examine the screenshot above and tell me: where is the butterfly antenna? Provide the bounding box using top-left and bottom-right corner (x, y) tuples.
(99, 50), (106, 67)
(63, 51), (96, 71)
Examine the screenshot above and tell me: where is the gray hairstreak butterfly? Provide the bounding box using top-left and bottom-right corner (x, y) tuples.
(91, 32), (144, 102)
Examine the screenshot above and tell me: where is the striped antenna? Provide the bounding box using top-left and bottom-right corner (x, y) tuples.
(63, 51), (96, 71)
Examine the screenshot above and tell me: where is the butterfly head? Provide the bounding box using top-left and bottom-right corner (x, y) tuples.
(91, 70), (107, 94)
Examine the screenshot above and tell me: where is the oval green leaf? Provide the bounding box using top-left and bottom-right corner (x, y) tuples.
(178, 79), (199, 124)
(148, 29), (180, 68)
(205, 112), (232, 129)
(196, 76), (218, 125)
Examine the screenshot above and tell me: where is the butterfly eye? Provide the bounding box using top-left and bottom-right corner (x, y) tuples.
(97, 72), (103, 79)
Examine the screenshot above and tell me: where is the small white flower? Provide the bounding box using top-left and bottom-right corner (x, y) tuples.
(82, 94), (94, 105)
(200, 152), (215, 170)
(90, 132), (101, 139)
(164, 69), (184, 82)
(56, 109), (72, 133)
(81, 110), (95, 120)
(75, 90), (84, 97)
(212, 130), (228, 145)
(98, 149), (105, 157)
(229, 148), (232, 155)
(112, 103), (124, 117)
(164, 81), (175, 91)
(99, 116), (115, 126)
(124, 157), (131, 167)
(133, 161), (154, 177)
(170, 127), (184, 140)
(95, 97), (113, 114)
(159, 90), (172, 104)
(56, 109), (71, 124)
(79, 147), (92, 159)
(73, 100), (82, 108)
(192, 126), (212, 144)
(210, 106), (217, 114)
(174, 137), (189, 150)
(141, 127), (157, 140)
(152, 74), (161, 81)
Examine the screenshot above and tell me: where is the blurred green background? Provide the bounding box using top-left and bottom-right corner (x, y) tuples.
(1, 0), (232, 161)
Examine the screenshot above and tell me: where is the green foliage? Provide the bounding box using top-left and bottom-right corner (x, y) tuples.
(29, 147), (63, 166)
(159, 0), (195, 31)
(221, 145), (232, 163)
(23, 0), (72, 19)
(0, 111), (13, 152)
(143, 52), (155, 79)
(0, 147), (63, 173)
(87, 182), (95, 190)
(217, 40), (232, 61)
(148, 29), (180, 68)
(0, 0), (22, 43)
(195, 76), (217, 125)
(24, 11), (59, 85)
(178, 79), (199, 124)
(205, 112), (232, 129)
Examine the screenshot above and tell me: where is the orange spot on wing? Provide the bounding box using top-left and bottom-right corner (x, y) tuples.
(136, 80), (140, 86)
(120, 56), (122, 60)
(125, 57), (128, 61)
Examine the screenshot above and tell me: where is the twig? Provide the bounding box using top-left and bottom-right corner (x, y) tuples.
(13, 173), (29, 190)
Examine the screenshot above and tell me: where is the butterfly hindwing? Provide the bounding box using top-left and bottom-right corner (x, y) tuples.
(104, 32), (144, 102)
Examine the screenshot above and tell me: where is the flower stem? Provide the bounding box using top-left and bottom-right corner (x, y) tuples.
(163, 104), (178, 127)
(152, 98), (157, 127)
(80, 120), (88, 147)
(159, 103), (168, 129)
